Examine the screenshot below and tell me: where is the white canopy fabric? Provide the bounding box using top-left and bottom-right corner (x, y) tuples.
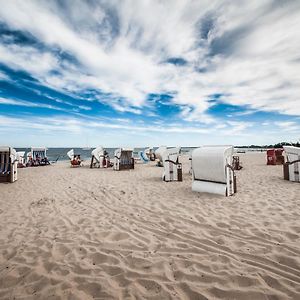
(114, 148), (133, 158)
(284, 146), (300, 160)
(192, 146), (234, 183)
(31, 147), (47, 151)
(67, 149), (74, 160)
(161, 147), (181, 165)
(0, 147), (17, 162)
(283, 146), (300, 182)
(16, 151), (25, 162)
(155, 146), (167, 162)
(92, 146), (104, 162)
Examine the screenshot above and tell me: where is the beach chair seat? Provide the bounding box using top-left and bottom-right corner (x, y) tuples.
(162, 147), (182, 182)
(0, 147), (18, 183)
(113, 148), (134, 170)
(283, 146), (300, 182)
(192, 146), (236, 196)
(16, 151), (26, 168)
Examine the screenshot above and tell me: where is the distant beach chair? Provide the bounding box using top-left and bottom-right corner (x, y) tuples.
(27, 147), (49, 167)
(161, 147), (182, 182)
(0, 147), (18, 183)
(138, 150), (149, 163)
(283, 146), (300, 182)
(16, 151), (26, 168)
(192, 145), (236, 196)
(155, 146), (167, 167)
(113, 148), (134, 170)
(67, 149), (82, 167)
(90, 146), (110, 168)
(267, 148), (284, 165)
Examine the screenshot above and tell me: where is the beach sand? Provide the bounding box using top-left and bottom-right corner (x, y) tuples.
(0, 152), (299, 299)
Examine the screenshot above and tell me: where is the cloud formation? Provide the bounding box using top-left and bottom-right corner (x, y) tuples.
(0, 0), (299, 145)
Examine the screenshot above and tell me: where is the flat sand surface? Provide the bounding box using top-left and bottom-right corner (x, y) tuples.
(0, 153), (299, 299)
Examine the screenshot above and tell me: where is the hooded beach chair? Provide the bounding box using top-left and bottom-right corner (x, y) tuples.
(138, 150), (149, 163)
(27, 147), (49, 166)
(90, 146), (110, 168)
(0, 147), (18, 183)
(16, 151), (26, 168)
(192, 145), (236, 196)
(67, 149), (82, 167)
(155, 146), (167, 167)
(267, 148), (284, 165)
(161, 147), (182, 182)
(113, 148), (134, 170)
(283, 146), (300, 182)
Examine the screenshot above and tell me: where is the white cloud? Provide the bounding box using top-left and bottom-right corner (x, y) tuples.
(0, 0), (299, 122)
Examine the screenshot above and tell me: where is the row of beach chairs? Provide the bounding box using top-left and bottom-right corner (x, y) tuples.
(2, 146), (299, 196)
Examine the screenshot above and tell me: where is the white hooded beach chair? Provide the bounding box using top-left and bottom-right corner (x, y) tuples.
(0, 147), (18, 183)
(283, 146), (300, 182)
(161, 147), (182, 182)
(113, 148), (134, 170)
(67, 149), (81, 167)
(27, 147), (49, 166)
(16, 151), (26, 168)
(138, 150), (149, 163)
(90, 146), (110, 168)
(192, 146), (236, 196)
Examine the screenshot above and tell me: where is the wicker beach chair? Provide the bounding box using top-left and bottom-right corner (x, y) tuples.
(0, 147), (18, 183)
(67, 149), (82, 167)
(161, 147), (182, 182)
(283, 146), (300, 182)
(113, 148), (134, 170)
(192, 146), (236, 196)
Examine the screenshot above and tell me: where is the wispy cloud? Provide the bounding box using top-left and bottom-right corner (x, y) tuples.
(0, 0), (299, 145)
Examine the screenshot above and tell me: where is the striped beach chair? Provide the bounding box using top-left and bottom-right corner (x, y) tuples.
(113, 148), (134, 170)
(0, 147), (18, 183)
(27, 147), (49, 166)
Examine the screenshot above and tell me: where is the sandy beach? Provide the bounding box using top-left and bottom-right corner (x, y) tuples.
(0, 152), (300, 299)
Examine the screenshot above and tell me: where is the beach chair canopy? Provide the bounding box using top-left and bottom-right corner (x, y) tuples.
(155, 146), (167, 162)
(67, 149), (74, 160)
(91, 146), (104, 162)
(192, 146), (234, 183)
(283, 146), (300, 162)
(0, 147), (17, 162)
(161, 147), (181, 164)
(114, 148), (133, 158)
(0, 147), (18, 182)
(31, 147), (47, 159)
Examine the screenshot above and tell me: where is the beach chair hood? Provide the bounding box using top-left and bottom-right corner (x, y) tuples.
(192, 145), (235, 196)
(91, 146), (104, 162)
(67, 149), (74, 160)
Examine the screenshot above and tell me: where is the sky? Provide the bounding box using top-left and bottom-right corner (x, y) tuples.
(0, 0), (300, 147)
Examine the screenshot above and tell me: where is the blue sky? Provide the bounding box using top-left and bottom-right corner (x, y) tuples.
(0, 0), (299, 147)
